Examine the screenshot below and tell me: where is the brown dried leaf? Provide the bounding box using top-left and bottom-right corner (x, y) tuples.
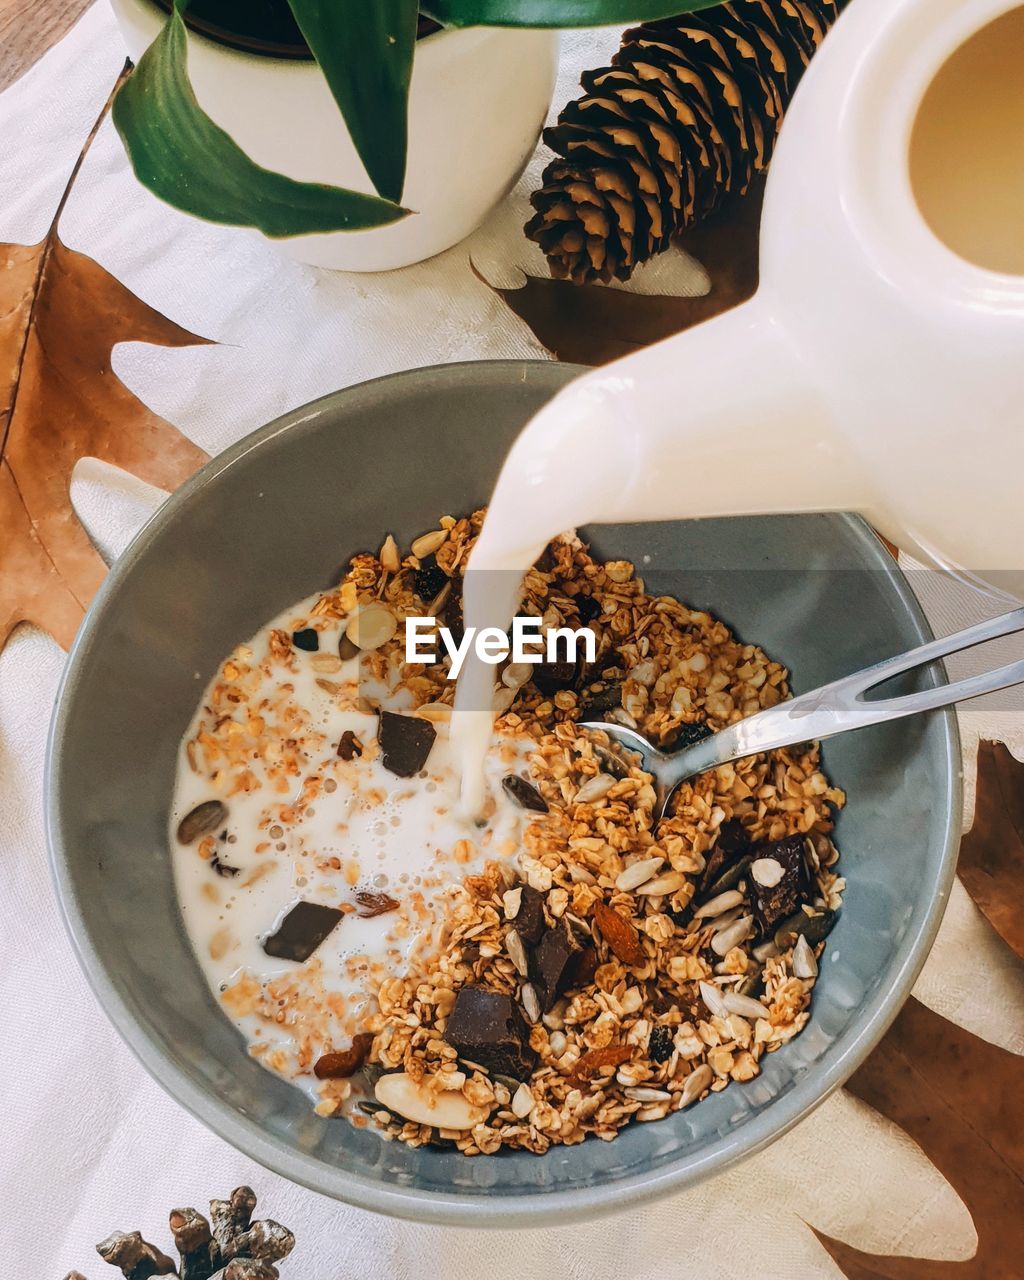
(593, 901), (645, 967)
(0, 64), (210, 652)
(567, 1042), (633, 1086)
(811, 740), (1024, 1276)
(811, 997), (1024, 1278)
(480, 179), (762, 366)
(958, 741), (1024, 961)
(313, 1033), (374, 1079)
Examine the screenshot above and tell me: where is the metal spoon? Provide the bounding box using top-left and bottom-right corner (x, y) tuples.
(581, 606), (1024, 822)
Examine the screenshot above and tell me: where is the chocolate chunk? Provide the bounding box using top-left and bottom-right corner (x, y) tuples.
(648, 1025), (674, 1063)
(700, 817), (751, 892)
(749, 834), (811, 933)
(291, 628), (319, 652)
(354, 891), (399, 918)
(413, 555), (448, 601)
(532, 658), (580, 696)
(579, 680), (622, 717)
(515, 884), (547, 945)
(575, 594), (601, 624)
(177, 800), (228, 845)
(377, 711), (436, 776)
(531, 918), (584, 1010)
(337, 729), (363, 761)
(563, 944), (599, 991)
(444, 986), (536, 1079)
(502, 774), (549, 813)
(262, 900), (342, 962)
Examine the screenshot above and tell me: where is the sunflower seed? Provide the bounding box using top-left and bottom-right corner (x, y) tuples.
(575, 774), (616, 804)
(511, 1083), (535, 1118)
(792, 932), (819, 978)
(680, 1063), (713, 1107)
(694, 888), (745, 918)
(311, 653), (343, 674)
(502, 662), (532, 690)
(520, 983), (541, 1024)
(379, 534), (400, 573)
(502, 887), (522, 920)
(505, 928), (529, 977)
(711, 914), (754, 956)
(624, 1086), (671, 1102)
(723, 992), (771, 1021)
(635, 870), (685, 896)
(698, 980), (730, 1019)
(411, 529), (448, 559)
(548, 1031), (567, 1056)
(615, 856), (665, 892)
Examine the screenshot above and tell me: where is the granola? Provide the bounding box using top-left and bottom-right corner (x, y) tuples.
(171, 511), (845, 1154)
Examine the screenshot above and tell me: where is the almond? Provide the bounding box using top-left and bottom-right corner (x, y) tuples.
(593, 901), (645, 966)
(374, 1072), (489, 1129)
(568, 1043), (633, 1085)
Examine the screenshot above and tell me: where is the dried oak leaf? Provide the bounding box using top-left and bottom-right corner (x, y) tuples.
(592, 901), (645, 967)
(958, 741), (1024, 962)
(811, 741), (1024, 1276)
(477, 178), (762, 367)
(1, 64), (210, 652)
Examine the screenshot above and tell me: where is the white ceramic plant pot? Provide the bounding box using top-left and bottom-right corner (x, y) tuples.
(111, 0), (559, 271)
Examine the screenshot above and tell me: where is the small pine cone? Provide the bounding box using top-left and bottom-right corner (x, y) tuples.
(527, 0), (847, 284)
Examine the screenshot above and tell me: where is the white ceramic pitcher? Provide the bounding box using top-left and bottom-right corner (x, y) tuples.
(495, 0), (1024, 596)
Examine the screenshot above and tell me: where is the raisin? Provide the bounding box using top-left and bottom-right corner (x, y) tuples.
(291, 628), (319, 652)
(413, 555), (448, 601)
(648, 1025), (674, 1063)
(575, 594), (601, 624)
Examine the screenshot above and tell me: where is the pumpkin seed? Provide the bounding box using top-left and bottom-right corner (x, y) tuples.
(339, 632), (360, 662)
(701, 853), (753, 900)
(736, 962), (766, 999)
(176, 800), (227, 845)
(774, 908), (836, 951)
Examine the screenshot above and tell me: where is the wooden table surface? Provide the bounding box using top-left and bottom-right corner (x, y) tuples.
(0, 0), (94, 93)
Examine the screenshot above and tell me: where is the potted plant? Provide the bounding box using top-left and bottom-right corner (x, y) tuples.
(110, 0), (704, 271)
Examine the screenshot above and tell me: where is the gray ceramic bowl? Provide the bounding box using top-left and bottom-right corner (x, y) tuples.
(47, 361), (960, 1226)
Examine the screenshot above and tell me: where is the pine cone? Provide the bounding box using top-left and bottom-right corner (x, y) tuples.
(526, 0), (847, 284)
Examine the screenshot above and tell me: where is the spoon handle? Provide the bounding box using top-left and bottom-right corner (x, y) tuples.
(661, 606), (1024, 786)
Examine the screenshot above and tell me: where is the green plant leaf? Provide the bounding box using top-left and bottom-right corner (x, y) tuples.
(421, 0), (716, 27)
(286, 0), (418, 205)
(112, 0), (408, 238)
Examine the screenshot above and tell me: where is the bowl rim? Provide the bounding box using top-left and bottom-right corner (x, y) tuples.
(45, 359), (962, 1227)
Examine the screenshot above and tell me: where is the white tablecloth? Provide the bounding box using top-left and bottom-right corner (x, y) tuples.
(2, 7), (1022, 1276)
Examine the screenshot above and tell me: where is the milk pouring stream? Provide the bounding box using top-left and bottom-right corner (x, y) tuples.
(453, 0), (1024, 813)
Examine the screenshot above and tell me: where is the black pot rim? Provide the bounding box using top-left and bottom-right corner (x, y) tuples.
(149, 0), (442, 61)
